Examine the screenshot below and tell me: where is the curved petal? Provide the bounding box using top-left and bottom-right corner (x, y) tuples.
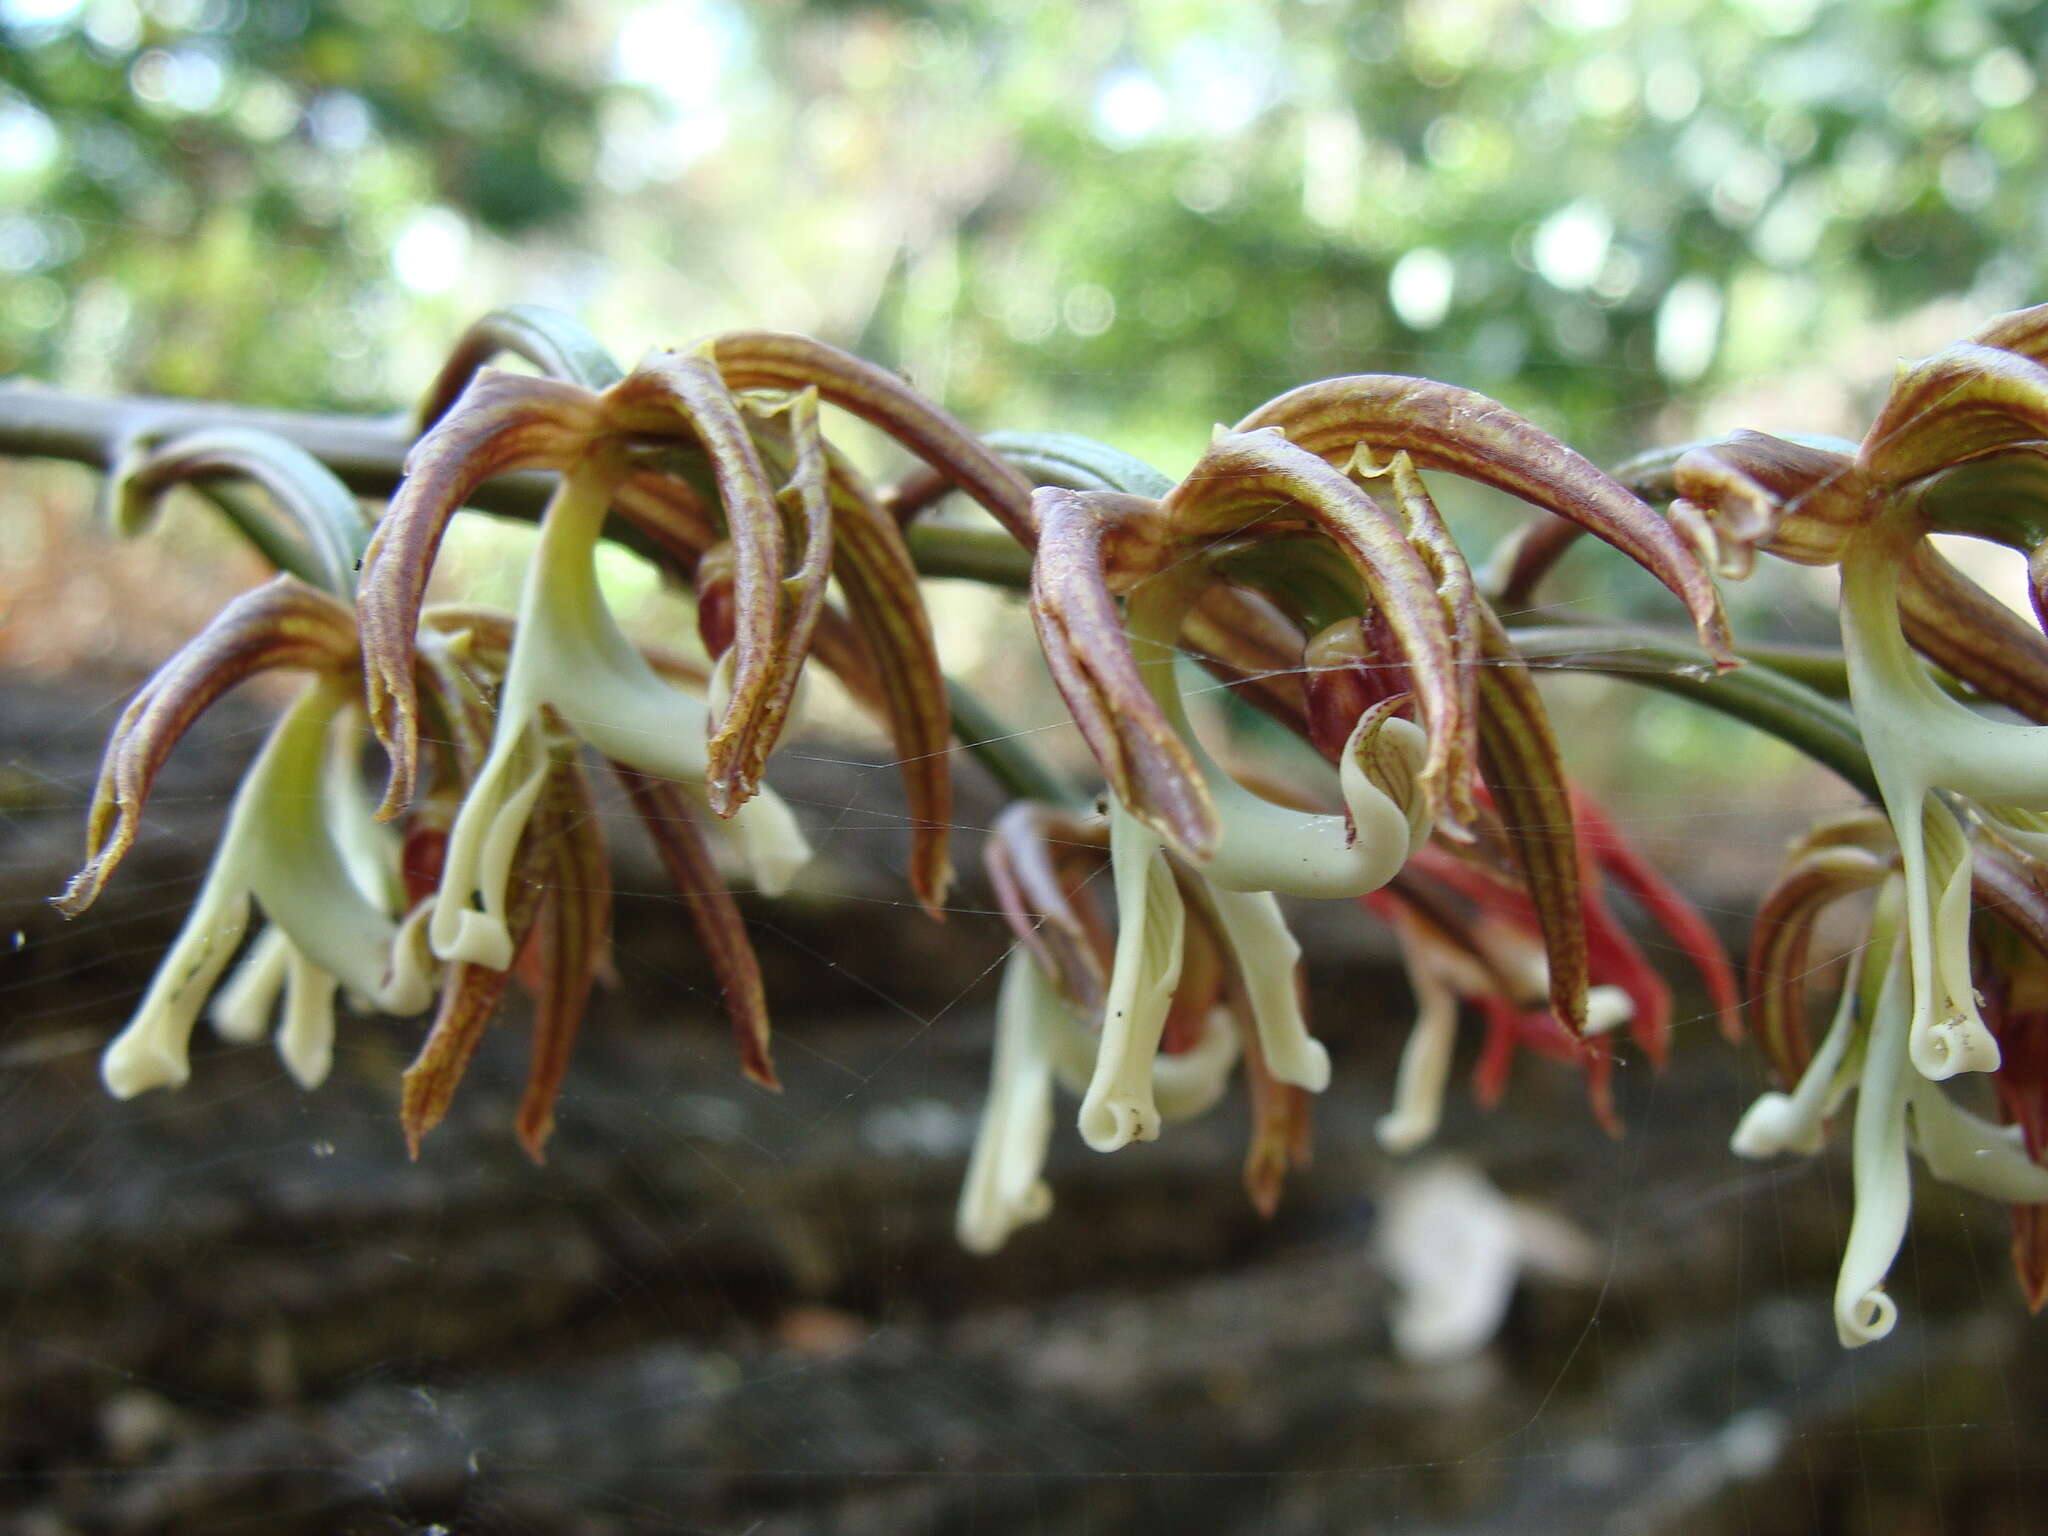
(710, 330), (1036, 543)
(1240, 374), (1736, 668)
(110, 428), (372, 597)
(1669, 430), (1864, 570)
(1162, 429), (1474, 829)
(56, 575), (359, 917)
(607, 350), (789, 815)
(1863, 342), (2048, 487)
(1031, 487), (1217, 858)
(358, 370), (603, 815)
(414, 304), (625, 431)
(791, 430), (956, 912)
(617, 764), (778, 1091)
(956, 947), (1061, 1253)
(1076, 805), (1186, 1152)
(1471, 608), (1588, 1036)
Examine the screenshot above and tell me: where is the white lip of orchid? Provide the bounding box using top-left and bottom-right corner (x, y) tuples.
(1730, 942), (1868, 1160)
(721, 788), (809, 898)
(431, 458), (813, 966)
(1125, 572), (1431, 899)
(210, 717), (432, 1083)
(1836, 926), (1913, 1348)
(1580, 985), (1635, 1037)
(1077, 802), (1187, 1152)
(1907, 1076), (2048, 1202)
(277, 948), (339, 1090)
(102, 681), (428, 1099)
(1838, 526), (2036, 1080)
(211, 926), (290, 1045)
(956, 946), (1060, 1254)
(1150, 1005), (1242, 1121)
(1201, 884), (1330, 1092)
(1377, 919), (1460, 1154)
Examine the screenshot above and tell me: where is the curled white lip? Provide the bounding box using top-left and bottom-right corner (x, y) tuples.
(101, 679), (431, 1099)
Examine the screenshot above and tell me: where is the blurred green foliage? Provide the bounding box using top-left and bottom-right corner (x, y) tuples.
(0, 0), (606, 405)
(3, 0), (2043, 457)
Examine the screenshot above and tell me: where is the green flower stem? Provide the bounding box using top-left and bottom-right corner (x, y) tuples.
(193, 480), (334, 591)
(1507, 624), (1876, 798)
(904, 523), (1036, 587)
(0, 381), (556, 517)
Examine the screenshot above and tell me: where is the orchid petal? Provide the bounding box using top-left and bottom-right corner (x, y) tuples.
(1377, 915), (1462, 1153)
(1151, 1006), (1242, 1120)
(1238, 997), (1314, 1217)
(784, 428), (955, 911)
(1077, 805), (1187, 1152)
(617, 764), (777, 1090)
(1471, 608), (1589, 1035)
(210, 926), (290, 1045)
(1161, 429), (1474, 830)
(108, 427), (371, 597)
(1240, 374), (1736, 668)
(1200, 884), (1328, 1092)
(56, 575), (359, 917)
(710, 330), (1036, 543)
(1839, 533), (2039, 1077)
(276, 948), (339, 1090)
(414, 303), (624, 432)
(1669, 430), (1863, 570)
(956, 947), (1061, 1253)
(607, 350), (789, 815)
(1863, 342), (2048, 487)
(1837, 940), (1913, 1347)
(1031, 487), (1217, 858)
(1731, 945), (1866, 1159)
(357, 370), (603, 815)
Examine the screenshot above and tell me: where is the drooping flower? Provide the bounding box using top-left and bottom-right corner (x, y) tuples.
(1673, 303), (2048, 1083)
(1361, 792), (1741, 1153)
(363, 322), (1032, 922)
(54, 577), (436, 1098)
(958, 802), (1320, 1247)
(1731, 818), (2048, 1344)
(1030, 383), (1735, 1052)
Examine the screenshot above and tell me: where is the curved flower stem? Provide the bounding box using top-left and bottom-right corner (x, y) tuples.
(904, 523), (1036, 586)
(1507, 624), (1877, 799)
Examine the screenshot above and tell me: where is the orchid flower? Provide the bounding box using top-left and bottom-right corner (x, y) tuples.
(1731, 821), (2048, 1344)
(369, 317), (1037, 916)
(54, 578), (436, 1098)
(1673, 303), (2048, 1083)
(1031, 383), (1733, 1061)
(959, 802), (1316, 1247)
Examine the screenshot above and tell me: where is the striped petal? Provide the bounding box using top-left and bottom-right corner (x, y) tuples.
(358, 370), (602, 815)
(56, 576), (359, 917)
(1239, 375), (1736, 668)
